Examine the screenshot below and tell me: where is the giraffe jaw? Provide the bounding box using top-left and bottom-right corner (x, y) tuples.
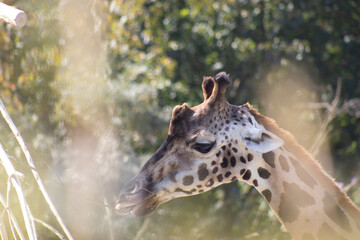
(115, 190), (159, 217)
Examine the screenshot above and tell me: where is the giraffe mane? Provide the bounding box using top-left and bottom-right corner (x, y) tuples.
(245, 103), (360, 224)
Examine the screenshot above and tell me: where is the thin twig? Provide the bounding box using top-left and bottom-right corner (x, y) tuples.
(6, 179), (18, 240)
(134, 218), (150, 240)
(298, 102), (332, 110)
(0, 99), (74, 240)
(104, 198), (114, 240)
(32, 217), (66, 240)
(310, 79), (341, 156)
(0, 192), (25, 240)
(297, 81), (360, 156)
(0, 211), (9, 240)
(0, 144), (37, 240)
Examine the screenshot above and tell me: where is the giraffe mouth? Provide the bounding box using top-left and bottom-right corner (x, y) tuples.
(115, 189), (158, 217)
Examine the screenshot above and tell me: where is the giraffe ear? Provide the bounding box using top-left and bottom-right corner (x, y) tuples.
(243, 129), (284, 153)
(235, 117), (284, 153)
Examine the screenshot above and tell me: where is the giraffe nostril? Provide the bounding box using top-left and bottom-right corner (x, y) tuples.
(123, 180), (140, 194)
(131, 182), (140, 193)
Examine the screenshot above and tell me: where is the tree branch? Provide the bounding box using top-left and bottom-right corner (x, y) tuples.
(0, 212), (9, 240)
(0, 3), (27, 28)
(310, 79), (341, 155)
(134, 218), (150, 240)
(33, 217), (66, 240)
(0, 99), (74, 240)
(0, 144), (37, 240)
(0, 192), (25, 240)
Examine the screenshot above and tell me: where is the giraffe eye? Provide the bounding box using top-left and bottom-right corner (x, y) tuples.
(193, 141), (215, 154)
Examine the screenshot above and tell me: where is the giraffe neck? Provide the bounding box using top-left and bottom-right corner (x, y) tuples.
(245, 146), (360, 240)
(239, 107), (360, 239)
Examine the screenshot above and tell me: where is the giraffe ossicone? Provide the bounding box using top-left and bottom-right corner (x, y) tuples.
(115, 72), (360, 240)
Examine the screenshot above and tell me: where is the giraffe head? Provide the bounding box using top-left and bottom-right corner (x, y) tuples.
(115, 72), (283, 216)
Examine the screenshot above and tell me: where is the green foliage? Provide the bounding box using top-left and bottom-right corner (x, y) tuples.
(1, 0), (359, 239)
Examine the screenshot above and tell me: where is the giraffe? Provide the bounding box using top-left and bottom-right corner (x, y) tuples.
(115, 72), (360, 240)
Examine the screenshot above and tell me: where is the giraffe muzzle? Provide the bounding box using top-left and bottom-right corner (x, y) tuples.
(115, 179), (158, 216)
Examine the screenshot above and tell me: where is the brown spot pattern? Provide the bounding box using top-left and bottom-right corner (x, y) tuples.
(279, 155), (289, 172)
(323, 192), (351, 232)
(261, 189), (272, 203)
(205, 178), (214, 187)
(198, 163), (209, 181)
(318, 222), (347, 240)
(242, 169), (251, 180)
(263, 151), (275, 168)
(247, 153), (254, 162)
(283, 182), (315, 207)
(289, 157), (317, 188)
(253, 179), (258, 187)
(183, 175), (194, 186)
(278, 182), (315, 223)
(221, 157), (228, 168)
(230, 156), (236, 167)
(278, 193), (299, 223)
(257, 167), (271, 179)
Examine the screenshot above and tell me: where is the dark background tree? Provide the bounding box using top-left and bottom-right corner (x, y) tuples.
(1, 0), (359, 239)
